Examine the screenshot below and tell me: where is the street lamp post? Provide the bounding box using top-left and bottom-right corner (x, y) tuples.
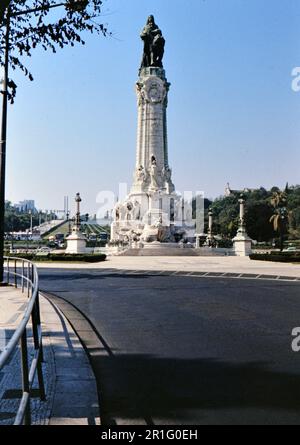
(0, 13), (10, 283)
(65, 193), (87, 254)
(232, 194), (253, 257)
(29, 210), (33, 234)
(0, 0), (89, 283)
(75, 193), (82, 232)
(207, 208), (214, 247)
(238, 194), (246, 234)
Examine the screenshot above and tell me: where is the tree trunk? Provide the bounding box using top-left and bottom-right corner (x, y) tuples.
(280, 229), (284, 252)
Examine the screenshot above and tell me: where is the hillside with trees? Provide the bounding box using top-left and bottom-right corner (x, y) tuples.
(193, 185), (300, 246)
(4, 201), (53, 232)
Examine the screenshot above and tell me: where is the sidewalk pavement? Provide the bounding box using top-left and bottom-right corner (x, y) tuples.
(0, 286), (100, 426)
(35, 256), (300, 279)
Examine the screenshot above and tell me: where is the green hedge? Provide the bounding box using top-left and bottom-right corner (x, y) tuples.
(250, 253), (300, 263)
(6, 253), (106, 263)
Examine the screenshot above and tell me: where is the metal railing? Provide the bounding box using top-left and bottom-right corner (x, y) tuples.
(0, 257), (46, 425)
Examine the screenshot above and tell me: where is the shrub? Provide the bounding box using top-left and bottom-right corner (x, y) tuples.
(250, 253), (300, 263)
(47, 254), (106, 263)
(217, 239), (233, 248)
(6, 253), (36, 261)
(6, 253), (106, 263)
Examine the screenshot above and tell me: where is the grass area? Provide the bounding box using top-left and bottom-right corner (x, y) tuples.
(42, 221), (70, 239)
(42, 221), (110, 240)
(42, 219), (69, 238)
(83, 223), (110, 236)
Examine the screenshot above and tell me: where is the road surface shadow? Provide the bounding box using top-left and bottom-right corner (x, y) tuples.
(42, 291), (300, 425)
(39, 272), (153, 282)
(94, 353), (300, 424)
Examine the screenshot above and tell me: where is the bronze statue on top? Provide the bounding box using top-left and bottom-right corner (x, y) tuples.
(140, 15), (165, 69)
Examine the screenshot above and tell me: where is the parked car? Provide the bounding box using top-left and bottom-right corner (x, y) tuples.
(283, 247), (297, 252)
(37, 247), (51, 253)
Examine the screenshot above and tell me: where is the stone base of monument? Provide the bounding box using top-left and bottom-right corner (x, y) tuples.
(118, 243), (233, 257)
(121, 246), (198, 256)
(233, 233), (252, 257)
(66, 231), (87, 254)
(143, 241), (179, 251)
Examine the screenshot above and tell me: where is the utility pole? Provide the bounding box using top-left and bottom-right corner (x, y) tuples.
(0, 8), (10, 283)
(0, 0), (89, 283)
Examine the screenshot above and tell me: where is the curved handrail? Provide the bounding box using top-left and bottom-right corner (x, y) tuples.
(0, 256), (46, 425)
(0, 259), (38, 367)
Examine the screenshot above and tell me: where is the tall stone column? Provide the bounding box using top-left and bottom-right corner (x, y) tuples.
(132, 67), (174, 194)
(109, 16), (194, 248)
(233, 195), (252, 257)
(207, 208), (214, 247)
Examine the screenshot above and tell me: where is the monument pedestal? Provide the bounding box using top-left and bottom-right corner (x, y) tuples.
(110, 65), (194, 250)
(142, 241), (178, 251)
(233, 232), (252, 257)
(233, 196), (253, 257)
(66, 230), (87, 254)
(195, 235), (201, 249)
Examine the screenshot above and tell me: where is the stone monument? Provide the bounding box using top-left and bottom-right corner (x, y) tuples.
(110, 16), (193, 250)
(233, 195), (253, 256)
(206, 208), (215, 247)
(66, 193), (87, 254)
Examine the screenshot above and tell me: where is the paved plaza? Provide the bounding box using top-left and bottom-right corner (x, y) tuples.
(36, 256), (300, 279)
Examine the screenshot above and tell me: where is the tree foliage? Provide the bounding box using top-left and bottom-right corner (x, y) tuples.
(195, 186), (300, 244)
(269, 189), (289, 251)
(0, 0), (109, 102)
(0, 1), (11, 22)
(4, 201), (54, 232)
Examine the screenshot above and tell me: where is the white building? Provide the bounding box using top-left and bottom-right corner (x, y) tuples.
(15, 200), (36, 213)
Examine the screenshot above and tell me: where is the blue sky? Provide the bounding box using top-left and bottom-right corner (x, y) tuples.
(6, 0), (300, 214)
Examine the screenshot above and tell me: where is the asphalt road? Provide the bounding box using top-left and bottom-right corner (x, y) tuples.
(39, 268), (300, 425)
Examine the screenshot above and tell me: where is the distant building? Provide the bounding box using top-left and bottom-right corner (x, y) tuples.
(225, 183), (255, 197)
(15, 200), (36, 213)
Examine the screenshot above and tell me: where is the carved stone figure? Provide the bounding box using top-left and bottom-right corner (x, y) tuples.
(163, 166), (175, 193)
(136, 165), (146, 183)
(163, 166), (172, 182)
(150, 156), (159, 190)
(140, 15), (165, 69)
(151, 30), (165, 68)
(126, 201), (133, 221)
(132, 200), (141, 221)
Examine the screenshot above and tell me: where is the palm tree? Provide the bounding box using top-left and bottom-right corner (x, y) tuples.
(270, 190), (288, 251)
(270, 190), (287, 209)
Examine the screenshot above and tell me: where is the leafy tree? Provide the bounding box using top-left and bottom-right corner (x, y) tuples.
(246, 202), (275, 242)
(211, 195), (239, 238)
(0, 1), (11, 22)
(4, 201), (50, 232)
(0, 0), (109, 102)
(206, 186), (300, 245)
